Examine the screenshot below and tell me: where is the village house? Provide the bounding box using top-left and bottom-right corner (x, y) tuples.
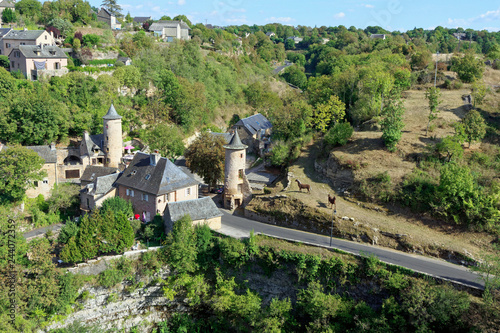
(287, 36), (303, 44)
(163, 197), (222, 232)
(149, 20), (190, 41)
(0, 29), (55, 56)
(97, 8), (121, 30)
(80, 172), (120, 212)
(80, 166), (120, 188)
(233, 113), (272, 155)
(265, 32), (276, 38)
(9, 45), (67, 80)
(370, 34), (386, 40)
(0, 0), (14, 26)
(133, 16), (151, 25)
(114, 151), (199, 222)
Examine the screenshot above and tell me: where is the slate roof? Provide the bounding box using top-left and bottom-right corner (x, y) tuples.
(83, 172), (120, 196)
(133, 16), (151, 23)
(3, 29), (46, 40)
(210, 132), (233, 144)
(164, 197), (222, 222)
(235, 113), (272, 136)
(370, 34), (386, 39)
(81, 165), (120, 183)
(102, 104), (122, 120)
(115, 152), (199, 196)
(265, 32), (275, 36)
(149, 20), (191, 31)
(0, 0), (15, 8)
(25, 145), (57, 163)
(82, 133), (105, 156)
(98, 7), (112, 18)
(13, 45), (67, 59)
(223, 130), (247, 150)
(0, 28), (12, 38)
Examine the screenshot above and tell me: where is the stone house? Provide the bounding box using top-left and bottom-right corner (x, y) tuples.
(149, 20), (190, 41)
(0, 29), (55, 56)
(163, 196), (222, 232)
(287, 36), (303, 44)
(370, 34), (386, 40)
(0, 0), (14, 26)
(97, 8), (121, 30)
(24, 145), (58, 199)
(80, 172), (120, 212)
(114, 151), (199, 222)
(265, 32), (276, 38)
(9, 45), (68, 80)
(233, 113), (272, 155)
(133, 16), (151, 25)
(80, 166), (120, 188)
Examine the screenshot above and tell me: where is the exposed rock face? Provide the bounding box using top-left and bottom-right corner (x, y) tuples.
(314, 155), (354, 191)
(42, 269), (180, 332)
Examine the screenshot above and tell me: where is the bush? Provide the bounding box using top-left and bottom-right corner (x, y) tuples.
(324, 122), (353, 147)
(98, 268), (124, 288)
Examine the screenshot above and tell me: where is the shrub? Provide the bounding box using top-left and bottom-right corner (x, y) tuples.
(219, 237), (248, 268)
(323, 122), (353, 147)
(98, 268), (124, 288)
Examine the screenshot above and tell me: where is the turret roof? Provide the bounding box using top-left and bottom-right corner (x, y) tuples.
(223, 130), (247, 150)
(102, 104), (122, 120)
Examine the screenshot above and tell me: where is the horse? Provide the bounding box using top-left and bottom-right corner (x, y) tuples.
(328, 194), (336, 208)
(295, 179), (311, 193)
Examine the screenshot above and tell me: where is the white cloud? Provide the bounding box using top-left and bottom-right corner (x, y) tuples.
(363, 4), (374, 8)
(265, 16), (294, 23)
(225, 16), (248, 24)
(333, 12), (345, 19)
(447, 7), (500, 27)
(178, 0), (186, 5)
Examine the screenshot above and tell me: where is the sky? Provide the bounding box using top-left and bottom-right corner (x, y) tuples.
(89, 1), (500, 32)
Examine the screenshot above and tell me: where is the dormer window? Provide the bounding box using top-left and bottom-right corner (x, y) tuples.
(145, 174), (151, 180)
(49, 51), (55, 55)
(131, 170), (137, 176)
(45, 35), (47, 40)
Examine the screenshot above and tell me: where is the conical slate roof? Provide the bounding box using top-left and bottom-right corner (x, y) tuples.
(223, 130), (247, 150)
(102, 104), (122, 120)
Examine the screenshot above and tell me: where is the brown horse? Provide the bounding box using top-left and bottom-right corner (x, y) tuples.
(328, 194), (336, 208)
(295, 179), (311, 193)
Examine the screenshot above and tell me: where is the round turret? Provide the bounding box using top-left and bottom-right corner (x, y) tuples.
(103, 104), (123, 168)
(223, 130), (248, 209)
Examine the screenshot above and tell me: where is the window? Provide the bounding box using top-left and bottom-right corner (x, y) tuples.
(20, 42), (25, 45)
(239, 169), (244, 178)
(126, 189), (135, 197)
(240, 153), (243, 158)
(34, 181), (39, 187)
(6, 43), (10, 48)
(45, 35), (47, 40)
(142, 193), (148, 202)
(43, 180), (49, 184)
(54, 62), (60, 69)
(86, 198), (90, 208)
(145, 174), (151, 180)
(185, 188), (191, 196)
(65, 170), (80, 179)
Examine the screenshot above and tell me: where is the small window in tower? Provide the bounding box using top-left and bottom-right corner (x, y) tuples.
(240, 153), (243, 158)
(238, 169), (244, 179)
(106, 136), (108, 141)
(107, 148), (109, 152)
(106, 125), (108, 129)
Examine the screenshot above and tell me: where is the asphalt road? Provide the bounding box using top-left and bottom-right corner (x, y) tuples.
(23, 223), (63, 240)
(219, 211), (485, 290)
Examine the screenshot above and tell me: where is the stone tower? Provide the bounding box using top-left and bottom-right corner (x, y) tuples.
(102, 104), (123, 168)
(223, 130), (252, 210)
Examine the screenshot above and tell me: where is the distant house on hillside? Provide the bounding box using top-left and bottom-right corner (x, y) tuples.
(97, 8), (121, 30)
(149, 20), (190, 41)
(0, 29), (55, 56)
(9, 45), (68, 80)
(233, 113), (272, 155)
(0, 0), (14, 25)
(117, 56), (132, 66)
(265, 32), (276, 38)
(286, 36), (303, 44)
(453, 32), (467, 41)
(133, 16), (151, 24)
(370, 34), (386, 40)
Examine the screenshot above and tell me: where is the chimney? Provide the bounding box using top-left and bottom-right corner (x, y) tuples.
(150, 150), (161, 166)
(50, 142), (56, 151)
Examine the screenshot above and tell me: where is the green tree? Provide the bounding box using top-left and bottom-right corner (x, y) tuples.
(142, 123), (185, 160)
(77, 213), (99, 261)
(15, 0), (42, 17)
(161, 215), (198, 273)
(284, 38), (295, 50)
(425, 87), (442, 136)
(1, 7), (15, 23)
(184, 131), (225, 190)
(311, 95), (346, 133)
(47, 18), (73, 38)
(434, 136), (463, 162)
(471, 80), (488, 107)
(57, 220), (79, 244)
(125, 12), (132, 23)
(100, 197), (133, 218)
(47, 183), (80, 215)
(455, 109), (487, 147)
(471, 244), (500, 304)
(324, 122), (354, 147)
(0, 145), (45, 203)
(380, 91), (405, 151)
(112, 65), (140, 88)
(0, 55), (9, 69)
(0, 67), (15, 97)
(60, 236), (82, 263)
(451, 52), (485, 83)
(101, 0), (122, 17)
(156, 69), (181, 110)
(281, 65), (307, 90)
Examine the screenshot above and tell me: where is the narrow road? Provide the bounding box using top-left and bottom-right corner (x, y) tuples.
(219, 211), (484, 290)
(272, 61), (293, 74)
(23, 223), (63, 240)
